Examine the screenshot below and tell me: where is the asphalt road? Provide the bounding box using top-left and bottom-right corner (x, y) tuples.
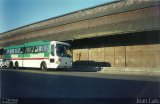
(0, 68), (160, 104)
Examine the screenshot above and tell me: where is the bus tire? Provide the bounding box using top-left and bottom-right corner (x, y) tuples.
(9, 61), (13, 69)
(15, 61), (19, 69)
(41, 62), (47, 71)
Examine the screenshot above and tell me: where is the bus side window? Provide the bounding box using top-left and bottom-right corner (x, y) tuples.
(0, 49), (3, 55)
(38, 46), (42, 52)
(2, 50), (6, 55)
(34, 46), (38, 53)
(42, 45), (48, 52)
(31, 47), (34, 53)
(6, 49), (9, 54)
(51, 45), (54, 56)
(25, 47), (32, 53)
(14, 48), (20, 54)
(20, 47), (24, 53)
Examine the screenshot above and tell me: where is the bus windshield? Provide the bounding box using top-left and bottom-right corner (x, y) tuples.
(56, 44), (72, 57)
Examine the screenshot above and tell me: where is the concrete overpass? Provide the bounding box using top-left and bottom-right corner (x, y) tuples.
(0, 0), (160, 68)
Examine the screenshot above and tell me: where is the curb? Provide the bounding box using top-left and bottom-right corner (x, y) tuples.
(100, 67), (160, 76)
(69, 66), (160, 76)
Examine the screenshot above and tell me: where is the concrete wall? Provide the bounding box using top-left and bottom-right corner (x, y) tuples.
(72, 31), (160, 68)
(0, 0), (159, 69)
(0, 6), (159, 48)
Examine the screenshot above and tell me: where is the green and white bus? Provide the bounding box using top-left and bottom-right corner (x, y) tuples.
(3, 41), (72, 70)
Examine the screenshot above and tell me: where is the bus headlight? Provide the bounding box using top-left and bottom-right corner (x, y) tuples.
(55, 61), (60, 64)
(55, 57), (61, 64)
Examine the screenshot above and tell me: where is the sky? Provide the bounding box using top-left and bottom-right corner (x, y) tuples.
(0, 0), (115, 34)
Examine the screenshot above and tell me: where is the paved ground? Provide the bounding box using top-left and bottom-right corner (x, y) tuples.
(0, 68), (160, 104)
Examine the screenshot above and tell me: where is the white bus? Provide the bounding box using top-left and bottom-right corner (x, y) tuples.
(3, 41), (72, 70)
(0, 59), (3, 67)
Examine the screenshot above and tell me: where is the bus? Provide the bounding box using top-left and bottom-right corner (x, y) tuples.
(3, 41), (72, 70)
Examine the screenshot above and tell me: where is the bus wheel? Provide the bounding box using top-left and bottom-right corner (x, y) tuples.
(15, 62), (19, 69)
(41, 62), (47, 71)
(9, 62), (13, 69)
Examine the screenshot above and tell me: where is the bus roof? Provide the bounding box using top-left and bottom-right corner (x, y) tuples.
(51, 41), (70, 46)
(4, 40), (70, 49)
(4, 44), (24, 49)
(24, 40), (50, 47)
